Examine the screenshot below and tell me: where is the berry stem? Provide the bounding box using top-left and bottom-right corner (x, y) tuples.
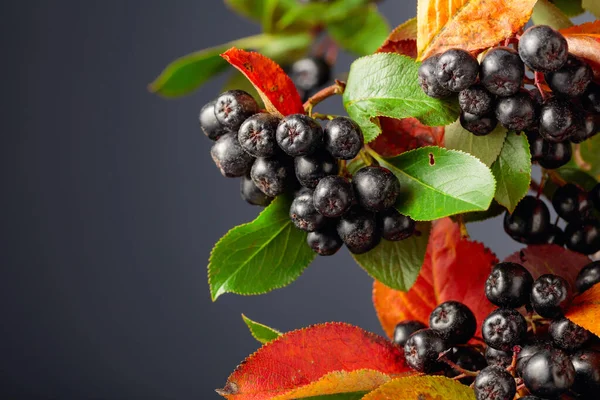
(358, 149), (373, 166)
(457, 215), (469, 239)
(311, 112), (337, 121)
(546, 169), (568, 187)
(534, 72), (548, 101)
(573, 143), (592, 171)
(439, 353), (479, 377)
(303, 81), (346, 116)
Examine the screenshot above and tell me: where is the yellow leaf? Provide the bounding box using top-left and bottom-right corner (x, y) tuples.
(363, 375), (476, 400)
(417, 0), (537, 60)
(566, 283), (600, 337)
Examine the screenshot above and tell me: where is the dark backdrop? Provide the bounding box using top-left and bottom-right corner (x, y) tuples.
(1, 1), (590, 399)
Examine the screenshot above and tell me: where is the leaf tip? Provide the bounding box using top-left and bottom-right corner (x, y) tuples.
(215, 381), (238, 397)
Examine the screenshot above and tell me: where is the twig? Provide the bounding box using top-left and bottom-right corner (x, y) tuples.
(573, 143), (592, 171)
(439, 351), (479, 377)
(303, 80), (346, 115)
(534, 72), (548, 101)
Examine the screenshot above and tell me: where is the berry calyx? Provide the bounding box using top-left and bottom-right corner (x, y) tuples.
(276, 114), (323, 157)
(352, 166), (401, 212)
(418, 55), (452, 98)
(518, 25), (569, 73)
(238, 113), (281, 157)
(530, 274), (572, 318)
(459, 84), (495, 116)
(404, 329), (447, 373)
(294, 150), (338, 189)
(379, 208), (415, 241)
(290, 190), (327, 232)
(429, 301), (476, 345)
(473, 366), (516, 400)
(240, 174), (273, 207)
(199, 99), (230, 140)
(521, 348), (575, 397)
(393, 320), (427, 346)
(575, 260), (600, 293)
(250, 157), (290, 197)
(485, 262), (533, 308)
(313, 175), (354, 218)
(480, 47), (524, 97)
(214, 90), (259, 131)
(435, 49), (479, 92)
(211, 133), (254, 178)
(482, 308), (527, 351)
(324, 117), (363, 160)
(336, 206), (381, 254)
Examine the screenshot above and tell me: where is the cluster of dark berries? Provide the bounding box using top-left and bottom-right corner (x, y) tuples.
(419, 24), (600, 170)
(393, 261), (600, 399)
(504, 184), (600, 254)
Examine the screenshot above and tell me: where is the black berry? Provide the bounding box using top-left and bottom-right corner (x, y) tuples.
(549, 317), (592, 351)
(435, 49), (479, 92)
(480, 47), (524, 97)
(276, 114), (323, 156)
(336, 206), (381, 254)
(324, 117), (363, 160)
(546, 225), (566, 246)
(250, 157), (290, 197)
(552, 183), (591, 222)
(240, 174), (273, 207)
(495, 90), (537, 131)
(539, 98), (576, 143)
(576, 260), (600, 293)
(352, 166), (400, 212)
(403, 329), (447, 373)
(522, 348), (575, 397)
(379, 208), (415, 241)
(571, 349), (600, 395)
(429, 301), (476, 345)
(516, 341), (553, 377)
(485, 262), (534, 308)
(199, 100), (229, 140)
(313, 175), (354, 218)
(485, 347), (513, 369)
(289, 57), (331, 92)
(570, 111), (597, 144)
(459, 84), (495, 116)
(460, 111), (498, 136)
(582, 82), (600, 113)
(290, 190), (327, 232)
(482, 308), (527, 351)
(531, 274), (572, 318)
(565, 219), (600, 255)
(210, 133), (254, 178)
(538, 139), (572, 169)
(294, 150), (338, 189)
(518, 25), (569, 73)
(238, 113), (280, 157)
(393, 320), (427, 346)
(307, 225), (343, 256)
(473, 366), (516, 400)
(418, 55), (452, 98)
(214, 90), (259, 131)
(591, 183), (600, 211)
(546, 55), (593, 97)
(503, 196), (551, 244)
(445, 346), (486, 384)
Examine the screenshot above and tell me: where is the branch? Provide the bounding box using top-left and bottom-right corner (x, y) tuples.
(303, 80), (346, 115)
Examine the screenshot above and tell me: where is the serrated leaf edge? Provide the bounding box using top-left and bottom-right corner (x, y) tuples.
(242, 314), (282, 344)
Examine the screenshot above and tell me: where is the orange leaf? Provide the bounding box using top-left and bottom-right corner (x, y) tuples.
(369, 117), (445, 157)
(560, 22), (600, 80)
(417, 0), (536, 60)
(566, 283), (600, 337)
(378, 18), (418, 57)
(221, 48), (304, 117)
(373, 218), (498, 339)
(363, 375), (476, 400)
(217, 322), (411, 400)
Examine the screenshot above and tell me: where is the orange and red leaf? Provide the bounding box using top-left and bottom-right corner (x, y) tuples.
(369, 117), (445, 157)
(560, 21), (600, 80)
(566, 283), (600, 337)
(378, 18), (418, 57)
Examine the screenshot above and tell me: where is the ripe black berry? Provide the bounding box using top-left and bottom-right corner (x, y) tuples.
(313, 176), (353, 218)
(546, 225), (566, 246)
(503, 196), (551, 244)
(210, 133), (254, 178)
(199, 100), (229, 140)
(549, 317), (592, 351)
(570, 111), (597, 144)
(522, 348), (575, 397)
(482, 308), (527, 351)
(460, 111), (498, 136)
(495, 91), (537, 131)
(445, 346), (486, 384)
(276, 114), (323, 157)
(552, 183), (591, 222)
(531, 274), (572, 318)
(480, 47), (524, 97)
(538, 139), (572, 169)
(240, 174), (273, 207)
(429, 301), (476, 345)
(404, 329), (447, 373)
(473, 366), (516, 400)
(485, 262), (534, 308)
(516, 341), (553, 377)
(294, 150), (338, 189)
(576, 261), (600, 293)
(459, 84), (495, 116)
(290, 190), (327, 232)
(336, 206), (381, 254)
(518, 25), (569, 73)
(571, 349), (600, 394)
(393, 320), (427, 346)
(324, 117), (363, 160)
(539, 98), (576, 143)
(546, 55), (593, 97)
(306, 225), (343, 256)
(352, 166), (400, 212)
(485, 346), (513, 369)
(418, 55), (452, 98)
(565, 219), (600, 255)
(289, 57), (331, 92)
(590, 183), (600, 211)
(435, 49), (479, 92)
(527, 132), (545, 161)
(238, 113), (280, 157)
(214, 90), (259, 131)
(250, 157), (290, 197)
(379, 208), (415, 241)
(582, 82), (600, 113)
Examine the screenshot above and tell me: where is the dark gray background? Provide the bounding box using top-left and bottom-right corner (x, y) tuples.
(1, 1), (591, 399)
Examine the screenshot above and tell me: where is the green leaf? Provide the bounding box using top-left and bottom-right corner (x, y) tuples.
(551, 0), (584, 16)
(444, 121), (507, 167)
(242, 314), (282, 344)
(208, 195), (316, 300)
(352, 223), (430, 291)
(532, 0), (573, 29)
(459, 200), (505, 224)
(543, 167), (598, 199)
(573, 134), (600, 180)
(343, 53), (460, 142)
(582, 0), (600, 17)
(276, 0), (369, 31)
(491, 133), (532, 213)
(328, 6), (390, 56)
(369, 146), (496, 221)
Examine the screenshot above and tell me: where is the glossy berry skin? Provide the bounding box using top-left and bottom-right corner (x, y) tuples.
(570, 111), (597, 144)
(565, 219), (600, 255)
(482, 308), (527, 351)
(238, 113), (280, 157)
(276, 114), (323, 157)
(240, 175), (273, 207)
(307, 226), (343, 256)
(485, 262), (534, 308)
(538, 139), (572, 169)
(582, 82), (600, 113)
(313, 176), (354, 218)
(473, 366), (516, 400)
(429, 301), (476, 345)
(571, 349), (600, 394)
(460, 111), (498, 136)
(552, 183), (591, 222)
(379, 208), (415, 241)
(546, 55), (593, 97)
(576, 261), (600, 293)
(445, 346), (486, 384)
(522, 348), (575, 397)
(549, 317), (592, 351)
(495, 91), (537, 131)
(352, 166), (400, 212)
(393, 320), (427, 346)
(591, 183), (600, 211)
(435, 49), (479, 92)
(418, 55), (452, 98)
(480, 47), (525, 97)
(210, 133), (254, 178)
(516, 341), (553, 377)
(289, 57), (330, 92)
(518, 25), (569, 73)
(199, 100), (229, 140)
(214, 90), (259, 131)
(546, 225), (565, 246)
(503, 196), (551, 244)
(539, 98), (576, 143)
(336, 206), (380, 254)
(324, 117), (363, 160)
(403, 329), (447, 373)
(294, 150), (338, 189)
(250, 157), (290, 197)
(531, 274), (572, 318)
(290, 190), (326, 232)
(459, 84), (495, 116)
(485, 347), (513, 369)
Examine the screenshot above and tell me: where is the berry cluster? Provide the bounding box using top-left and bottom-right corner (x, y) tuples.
(419, 25), (600, 170)
(200, 90), (415, 257)
(394, 261), (600, 399)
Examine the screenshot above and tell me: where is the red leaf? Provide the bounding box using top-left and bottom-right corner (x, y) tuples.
(566, 283), (600, 337)
(369, 117), (445, 157)
(373, 218), (498, 339)
(503, 245), (591, 290)
(217, 322), (411, 400)
(221, 48), (304, 117)
(378, 18), (418, 57)
(560, 22), (600, 80)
